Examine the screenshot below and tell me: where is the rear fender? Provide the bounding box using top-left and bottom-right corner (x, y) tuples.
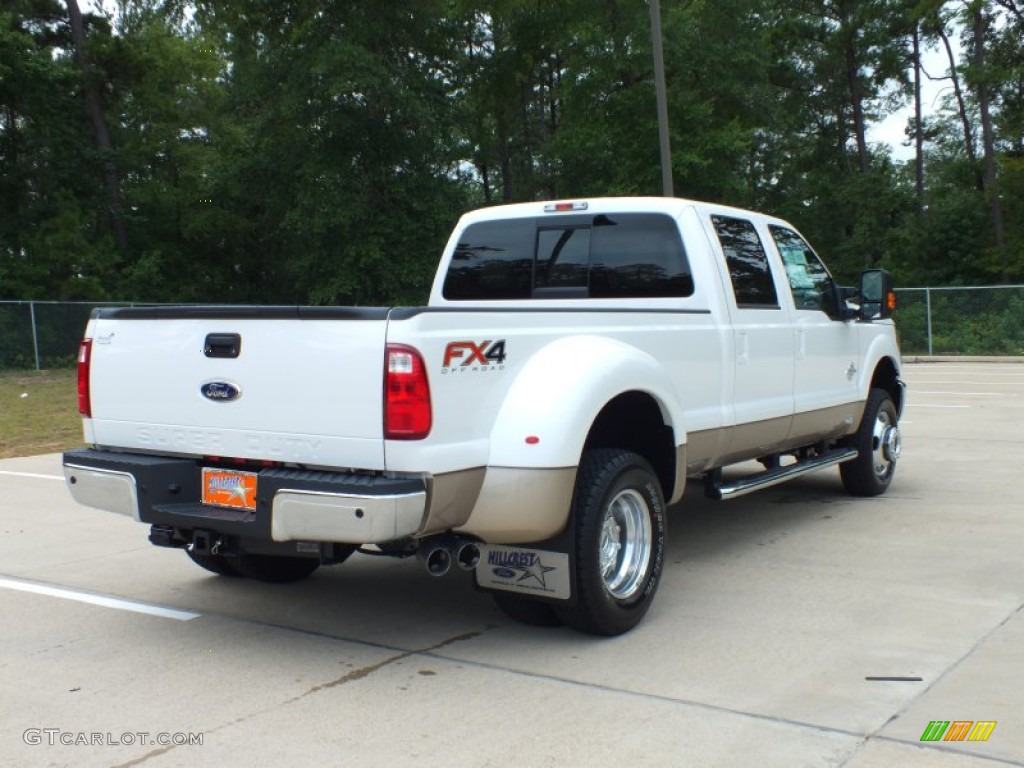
(487, 335), (686, 469)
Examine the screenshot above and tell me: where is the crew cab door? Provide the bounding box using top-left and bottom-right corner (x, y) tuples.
(766, 224), (862, 442)
(707, 214), (795, 455)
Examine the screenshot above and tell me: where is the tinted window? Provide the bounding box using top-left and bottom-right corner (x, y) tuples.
(536, 227), (591, 289)
(443, 213), (694, 300)
(769, 225), (836, 314)
(442, 220), (533, 300)
(589, 214), (694, 298)
(711, 215), (779, 308)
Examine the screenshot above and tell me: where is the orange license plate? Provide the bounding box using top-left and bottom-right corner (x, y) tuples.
(201, 468), (258, 511)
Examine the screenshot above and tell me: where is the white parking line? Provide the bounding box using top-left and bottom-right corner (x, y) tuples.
(0, 470), (64, 481)
(914, 391), (1004, 396)
(904, 370), (1024, 376)
(904, 381), (1021, 386)
(0, 576), (200, 621)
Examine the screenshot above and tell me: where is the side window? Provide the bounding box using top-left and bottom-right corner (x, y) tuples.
(442, 220), (533, 300)
(768, 225), (836, 314)
(443, 213), (694, 300)
(711, 215), (779, 308)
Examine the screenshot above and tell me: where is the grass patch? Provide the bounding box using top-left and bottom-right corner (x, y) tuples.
(0, 369), (82, 458)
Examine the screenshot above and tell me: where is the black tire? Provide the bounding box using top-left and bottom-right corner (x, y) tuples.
(841, 387), (901, 496)
(492, 592), (562, 627)
(555, 449), (666, 636)
(186, 549), (242, 577)
(231, 554), (322, 583)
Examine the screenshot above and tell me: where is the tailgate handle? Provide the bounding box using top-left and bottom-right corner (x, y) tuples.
(204, 333), (241, 359)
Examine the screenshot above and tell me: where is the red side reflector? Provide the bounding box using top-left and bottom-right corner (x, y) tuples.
(384, 344), (432, 440)
(77, 339), (92, 417)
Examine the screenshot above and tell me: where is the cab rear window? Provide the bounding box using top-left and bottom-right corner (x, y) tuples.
(442, 214), (694, 300)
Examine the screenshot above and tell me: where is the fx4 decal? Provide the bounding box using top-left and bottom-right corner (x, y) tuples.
(441, 340), (507, 374)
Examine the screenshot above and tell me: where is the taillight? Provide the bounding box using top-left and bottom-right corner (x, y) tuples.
(384, 344), (431, 440)
(77, 339), (92, 417)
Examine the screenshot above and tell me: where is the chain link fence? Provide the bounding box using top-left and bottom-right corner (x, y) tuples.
(1, 300), (225, 370)
(894, 286), (1024, 356)
(2, 289), (1024, 369)
(0, 301), (131, 370)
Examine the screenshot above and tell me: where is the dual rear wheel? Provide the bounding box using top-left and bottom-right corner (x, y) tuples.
(492, 449), (667, 636)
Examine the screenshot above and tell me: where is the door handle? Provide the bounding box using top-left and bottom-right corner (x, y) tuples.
(204, 333), (241, 359)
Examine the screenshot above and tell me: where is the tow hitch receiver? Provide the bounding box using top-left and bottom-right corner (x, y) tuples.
(187, 529), (222, 555)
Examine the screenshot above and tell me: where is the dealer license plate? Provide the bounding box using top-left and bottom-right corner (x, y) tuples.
(201, 468), (258, 512)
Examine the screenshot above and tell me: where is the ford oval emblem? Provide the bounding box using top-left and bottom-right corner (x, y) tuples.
(492, 567), (517, 579)
(201, 381), (242, 402)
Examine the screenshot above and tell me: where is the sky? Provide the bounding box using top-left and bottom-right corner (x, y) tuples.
(868, 39), (962, 161)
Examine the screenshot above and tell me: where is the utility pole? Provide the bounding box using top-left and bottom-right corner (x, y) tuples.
(649, 0), (673, 197)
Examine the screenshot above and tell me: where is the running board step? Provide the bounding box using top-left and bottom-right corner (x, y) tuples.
(705, 447), (859, 501)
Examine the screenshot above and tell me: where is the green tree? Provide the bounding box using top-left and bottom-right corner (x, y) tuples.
(0, 0), (122, 299)
(2, 0), (1021, 308)
(182, 0), (468, 304)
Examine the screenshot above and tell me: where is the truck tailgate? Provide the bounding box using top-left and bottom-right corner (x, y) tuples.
(86, 308), (389, 469)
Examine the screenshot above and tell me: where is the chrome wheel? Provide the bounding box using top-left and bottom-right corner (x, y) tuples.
(841, 387), (900, 497)
(556, 449), (666, 635)
(599, 488), (653, 600)
(871, 410), (900, 480)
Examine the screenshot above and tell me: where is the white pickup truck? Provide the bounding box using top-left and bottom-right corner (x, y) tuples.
(64, 197), (903, 635)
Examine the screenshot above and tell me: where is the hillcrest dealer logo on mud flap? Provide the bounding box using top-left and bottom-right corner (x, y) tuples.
(475, 545), (570, 600)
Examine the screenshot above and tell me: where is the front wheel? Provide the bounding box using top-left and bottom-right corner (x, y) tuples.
(555, 449), (666, 636)
(841, 387), (901, 496)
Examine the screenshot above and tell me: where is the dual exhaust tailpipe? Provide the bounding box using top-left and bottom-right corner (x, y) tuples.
(417, 537), (481, 578)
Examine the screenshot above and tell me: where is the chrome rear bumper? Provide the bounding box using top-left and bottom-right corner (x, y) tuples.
(63, 449), (427, 544)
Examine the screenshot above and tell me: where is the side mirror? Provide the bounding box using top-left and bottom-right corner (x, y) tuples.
(858, 269), (895, 321)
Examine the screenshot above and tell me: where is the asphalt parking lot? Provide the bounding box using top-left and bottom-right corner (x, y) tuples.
(1, 361), (1022, 767)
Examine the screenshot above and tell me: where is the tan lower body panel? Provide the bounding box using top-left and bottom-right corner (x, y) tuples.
(418, 467), (486, 536)
(455, 466), (577, 544)
(668, 445), (687, 505)
(685, 415), (791, 473)
(788, 401), (863, 446)
(685, 401), (865, 474)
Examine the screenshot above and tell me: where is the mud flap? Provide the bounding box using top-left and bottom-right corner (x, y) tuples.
(473, 524), (577, 606)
